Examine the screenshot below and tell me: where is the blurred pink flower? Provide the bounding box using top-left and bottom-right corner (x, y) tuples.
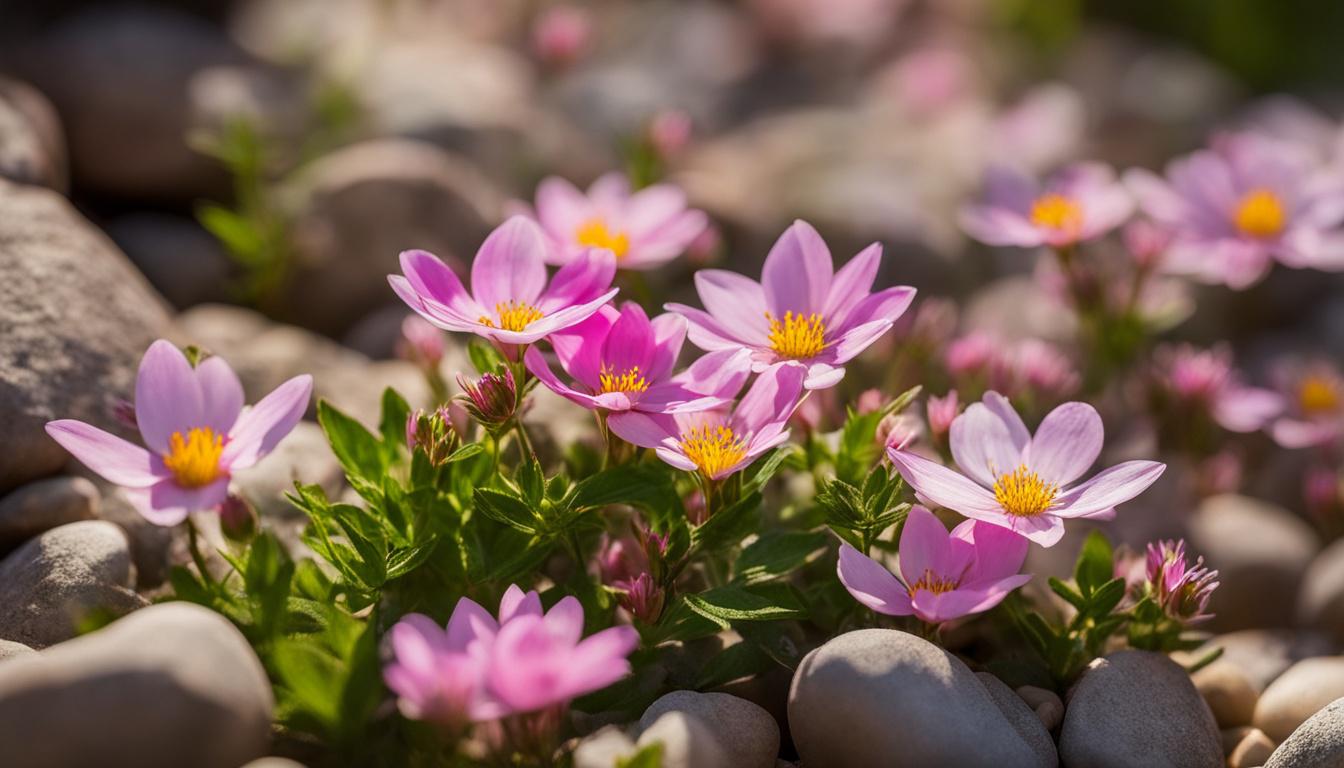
(46, 340), (311, 526)
(397, 315), (446, 371)
(961, 163), (1134, 249)
(837, 505), (1030, 624)
(1154, 344), (1283, 433)
(1125, 132), (1344, 289)
(944, 332), (995, 377)
(888, 392), (1165, 546)
(1122, 218), (1175, 271)
(389, 217), (618, 352)
(531, 5), (591, 68)
(888, 46), (975, 116)
(877, 412), (924, 451)
(856, 388), (885, 415)
(1305, 466), (1342, 521)
(686, 223), (723, 266)
(1011, 338), (1081, 399)
(1269, 359), (1344, 448)
(524, 173), (708, 271)
(648, 109), (693, 158)
(926, 390), (960, 441)
(669, 220), (916, 390)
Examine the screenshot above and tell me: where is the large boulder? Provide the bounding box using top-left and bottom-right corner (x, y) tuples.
(0, 602), (273, 768)
(0, 180), (175, 492)
(788, 629), (1056, 767)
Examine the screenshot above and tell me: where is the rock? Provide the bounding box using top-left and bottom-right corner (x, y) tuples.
(0, 521), (145, 647)
(1230, 728), (1276, 768)
(963, 276), (1078, 345)
(1059, 650), (1222, 768)
(1184, 630), (1338, 693)
(4, 6), (246, 201)
(639, 690), (779, 768)
(238, 760), (307, 768)
(1016, 685), (1065, 731)
(0, 180), (175, 492)
(1224, 726), (1254, 756)
(0, 602), (272, 768)
(0, 77), (66, 192)
(788, 629), (1056, 767)
(0, 476), (99, 550)
(231, 422), (342, 520)
(1298, 538), (1344, 646)
(1194, 659), (1259, 728)
(636, 710), (733, 768)
(975, 673), (1060, 765)
(97, 488), (177, 589)
(105, 214), (232, 310)
(1187, 494), (1319, 630)
(1265, 696), (1344, 768)
(1255, 657), (1344, 743)
(573, 725), (638, 768)
(0, 640), (34, 662)
(279, 139), (503, 336)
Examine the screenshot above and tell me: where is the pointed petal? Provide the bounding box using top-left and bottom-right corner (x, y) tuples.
(666, 303), (759, 351)
(45, 420), (163, 487)
(1053, 461), (1166, 518)
(646, 312), (688, 382)
(400, 249), (484, 320)
(837, 542), (913, 616)
(607, 410), (678, 449)
(694, 270), (771, 344)
(446, 597), (499, 651)
(221, 375), (313, 469)
(896, 506), (952, 586)
(824, 242), (881, 327)
(601, 302), (655, 375)
(886, 449), (1004, 517)
(538, 247), (617, 312)
(543, 596), (585, 644)
(498, 585), (543, 623)
(195, 356), (244, 436)
(731, 363), (806, 434)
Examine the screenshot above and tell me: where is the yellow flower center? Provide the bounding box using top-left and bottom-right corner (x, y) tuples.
(575, 219), (630, 259)
(1029, 194), (1085, 235)
(162, 427), (224, 488)
(479, 301), (544, 332)
(599, 365), (650, 394)
(1233, 188), (1286, 238)
(911, 569), (957, 595)
(992, 464), (1058, 517)
(1299, 375), (1341, 415)
(679, 424), (747, 478)
(766, 311), (827, 359)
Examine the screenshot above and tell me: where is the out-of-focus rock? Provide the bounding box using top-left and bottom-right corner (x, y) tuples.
(0, 476), (99, 551)
(1265, 696), (1344, 768)
(639, 690), (778, 768)
(1187, 494), (1319, 630)
(0, 76), (66, 192)
(1297, 538), (1344, 646)
(0, 640), (35, 662)
(105, 214), (233, 310)
(635, 710), (733, 768)
(572, 725), (638, 768)
(96, 488), (177, 590)
(1228, 727), (1276, 768)
(1255, 657), (1344, 743)
(1177, 630), (1337, 694)
(231, 422), (342, 520)
(0, 180), (174, 492)
(1015, 684), (1065, 731)
(1194, 659), (1259, 729)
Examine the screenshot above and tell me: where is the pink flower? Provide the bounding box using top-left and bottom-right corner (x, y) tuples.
(944, 332), (995, 377)
(648, 110), (693, 158)
(524, 173), (707, 271)
(1143, 539), (1219, 625)
(456, 368), (518, 429)
(960, 163), (1134, 249)
(1154, 344), (1283, 433)
(530, 5), (591, 68)
(607, 363), (806, 480)
(668, 220), (916, 390)
(837, 505), (1031, 624)
(1269, 359), (1344, 448)
(1122, 218), (1174, 270)
(887, 392), (1165, 546)
(1125, 132), (1344, 289)
(45, 340), (311, 526)
(397, 315), (446, 370)
(926, 390), (960, 440)
(384, 585), (639, 725)
(524, 302), (751, 415)
(389, 216), (618, 351)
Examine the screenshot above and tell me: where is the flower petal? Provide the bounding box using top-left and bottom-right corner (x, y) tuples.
(731, 363), (806, 435)
(646, 312), (688, 382)
(543, 596), (585, 645)
(896, 505), (952, 586)
(138, 477), (230, 524)
(195, 356), (245, 436)
(823, 242), (881, 328)
(911, 574), (1031, 623)
(136, 339), (203, 454)
(221, 375), (313, 469)
(400, 249), (485, 320)
(524, 346), (604, 410)
(602, 302), (655, 376)
(446, 597), (499, 651)
(607, 410), (678, 449)
(1024, 401), (1102, 486)
(498, 585), (544, 623)
(471, 217), (549, 309)
(667, 303), (760, 351)
(886, 448), (1004, 517)
(949, 401), (1027, 487)
(559, 625), (639, 700)
(538, 247), (617, 312)
(761, 220), (833, 316)
(951, 520), (1029, 583)
(694, 270), (771, 344)
(44, 420), (163, 487)
(837, 542), (913, 616)
(1053, 461), (1166, 518)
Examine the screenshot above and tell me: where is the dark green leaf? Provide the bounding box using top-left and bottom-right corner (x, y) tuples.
(684, 584), (806, 624)
(318, 400), (385, 483)
(694, 641), (772, 690)
(474, 488), (539, 534)
(1074, 530), (1114, 597)
(467, 338), (505, 376)
(692, 491), (762, 552)
(616, 743), (665, 768)
(1048, 576), (1086, 611)
(378, 388), (411, 455)
(733, 530), (829, 585)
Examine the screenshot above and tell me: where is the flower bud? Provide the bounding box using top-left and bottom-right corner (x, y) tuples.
(407, 407), (461, 466)
(926, 390), (959, 440)
(620, 572), (666, 624)
(1144, 539), (1219, 625)
(219, 493), (258, 544)
(531, 5), (591, 68)
(456, 368), (518, 430)
(396, 316), (445, 372)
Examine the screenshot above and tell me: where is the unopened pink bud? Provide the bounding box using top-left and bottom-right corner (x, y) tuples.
(531, 5), (591, 68)
(648, 109), (693, 158)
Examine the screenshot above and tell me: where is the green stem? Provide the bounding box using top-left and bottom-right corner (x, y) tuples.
(186, 518), (216, 588)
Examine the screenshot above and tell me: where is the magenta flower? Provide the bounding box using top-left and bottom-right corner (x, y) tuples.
(525, 173), (708, 270)
(667, 220), (916, 390)
(960, 163), (1134, 249)
(388, 216), (618, 350)
(44, 341), (310, 526)
(837, 505), (1031, 624)
(1125, 132), (1344, 289)
(1269, 359), (1344, 448)
(887, 392), (1165, 546)
(384, 585), (639, 725)
(456, 368), (518, 429)
(1143, 539), (1219, 625)
(606, 363), (806, 480)
(1154, 344), (1283, 433)
(525, 302), (751, 416)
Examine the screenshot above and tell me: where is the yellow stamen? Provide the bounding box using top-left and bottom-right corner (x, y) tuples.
(766, 311), (827, 359)
(1233, 188), (1286, 238)
(679, 424), (747, 478)
(162, 427), (224, 488)
(992, 464), (1058, 517)
(910, 569), (957, 595)
(479, 301), (544, 332)
(599, 365), (650, 394)
(575, 219), (630, 259)
(1029, 193), (1085, 235)
(1299, 375), (1341, 415)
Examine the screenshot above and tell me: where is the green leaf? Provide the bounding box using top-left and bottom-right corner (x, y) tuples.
(571, 463), (685, 523)
(742, 446), (796, 495)
(1048, 576), (1086, 611)
(694, 641), (772, 690)
(378, 388), (411, 455)
(684, 584), (806, 624)
(197, 203), (263, 257)
(385, 540), (439, 580)
(474, 488), (539, 534)
(1074, 530), (1114, 597)
(733, 530), (829, 585)
(516, 456), (545, 506)
(273, 641), (342, 729)
(616, 743), (665, 768)
(467, 338), (505, 376)
(691, 491), (762, 552)
(1084, 578), (1126, 619)
(318, 400), (385, 483)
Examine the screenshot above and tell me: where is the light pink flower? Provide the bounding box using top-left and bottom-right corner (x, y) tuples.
(960, 163), (1134, 249)
(944, 332), (995, 377)
(524, 302), (751, 415)
(668, 220), (916, 390)
(389, 216), (618, 351)
(648, 109), (693, 158)
(926, 390), (960, 440)
(397, 315), (446, 370)
(837, 505), (1031, 624)
(887, 392), (1165, 546)
(523, 173), (707, 271)
(1269, 359), (1344, 448)
(45, 340), (311, 526)
(607, 363), (806, 480)
(384, 585), (639, 725)
(530, 5), (591, 68)
(1125, 132), (1344, 289)
(1122, 218), (1175, 271)
(1154, 344), (1283, 433)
